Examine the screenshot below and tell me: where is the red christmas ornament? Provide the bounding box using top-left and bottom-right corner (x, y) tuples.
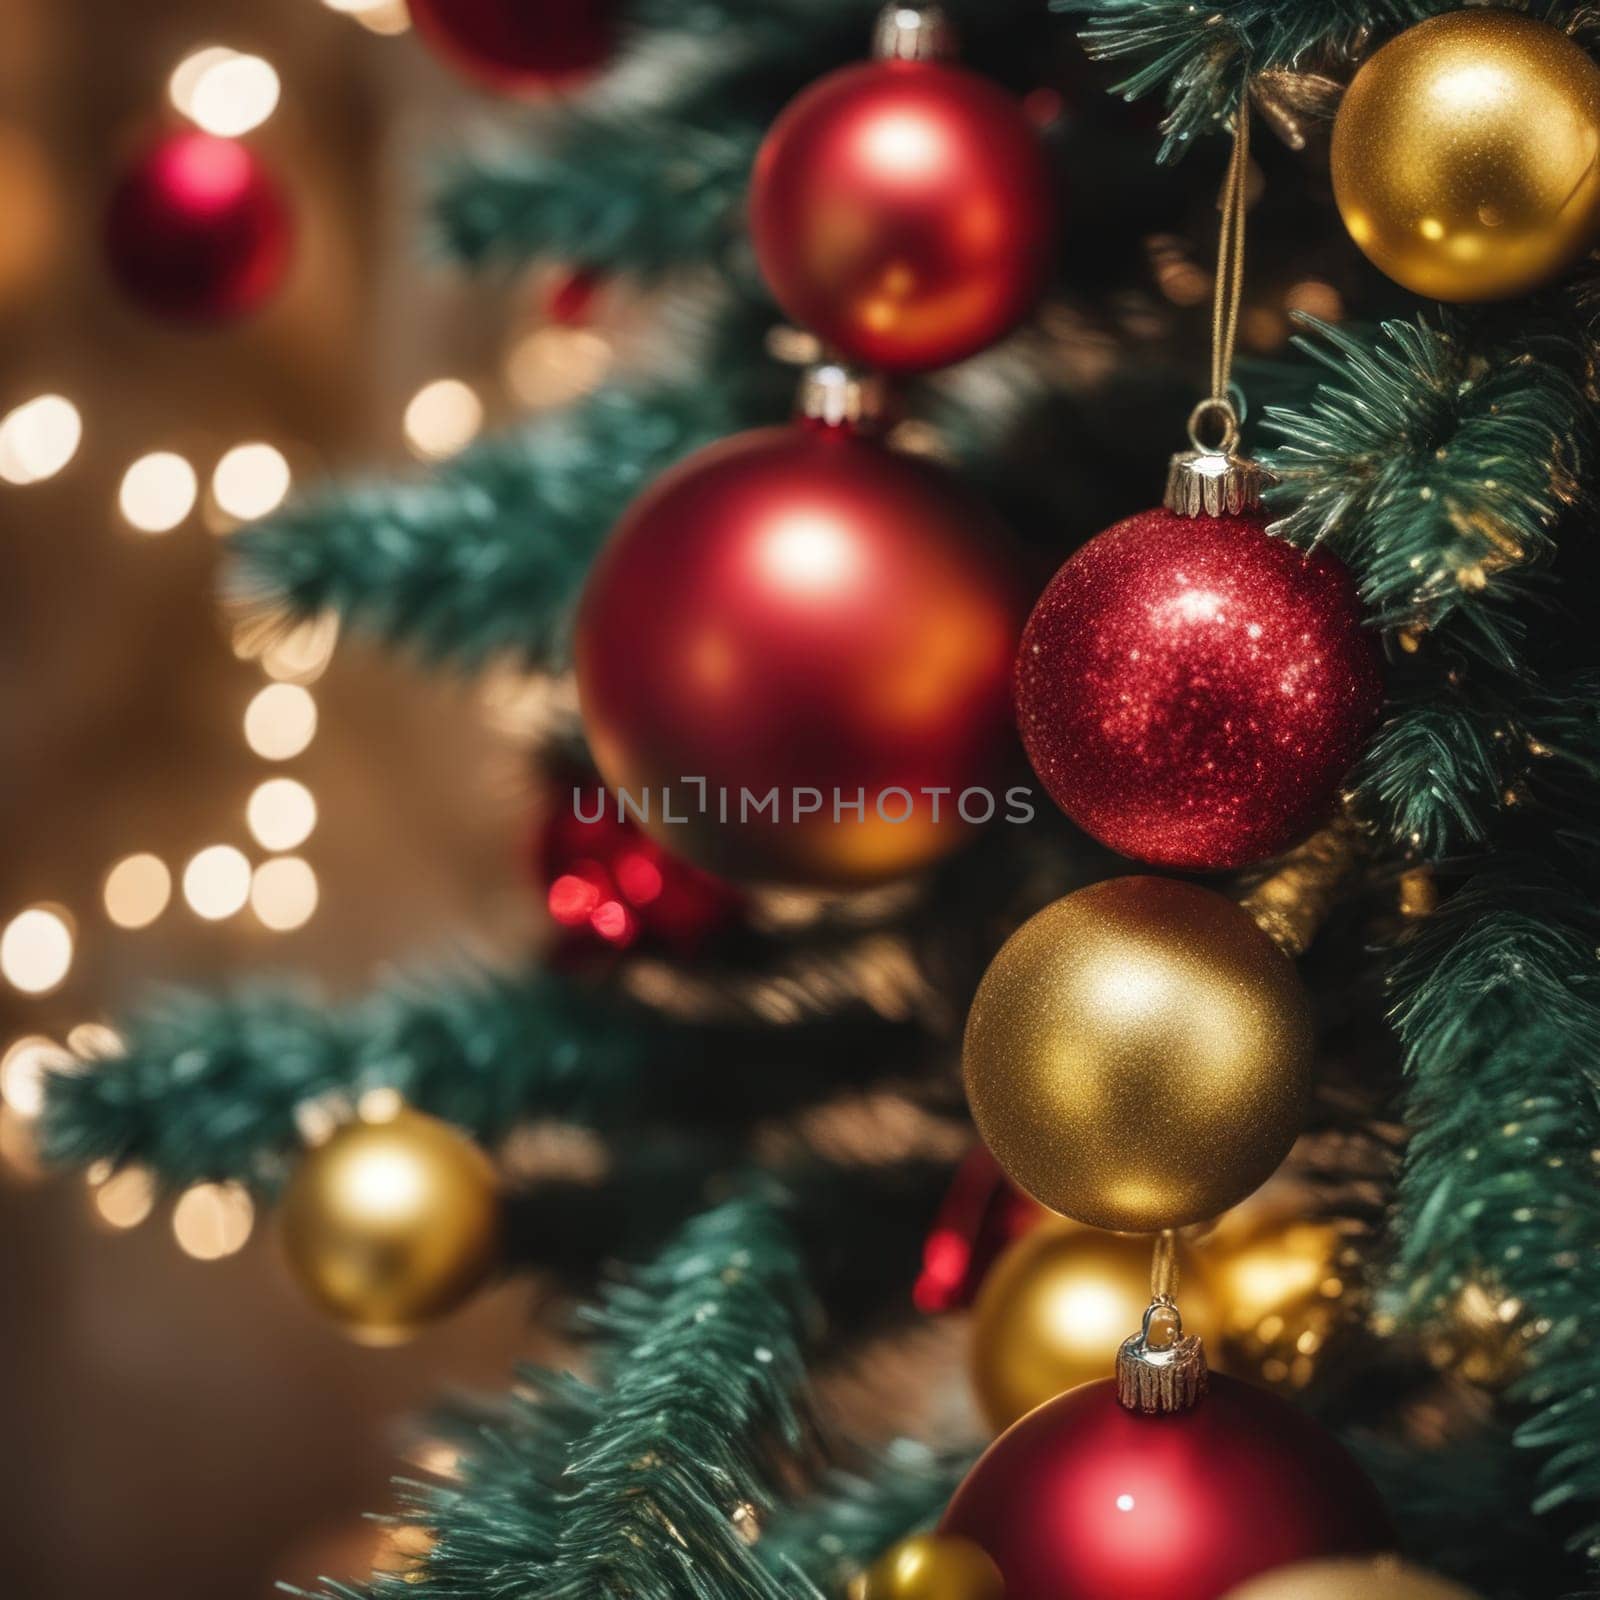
(104, 132), (291, 322)
(915, 1145), (1047, 1314)
(575, 376), (1023, 889)
(532, 772), (744, 958)
(749, 22), (1055, 374)
(408, 0), (615, 94)
(1017, 505), (1382, 871)
(942, 1375), (1391, 1600)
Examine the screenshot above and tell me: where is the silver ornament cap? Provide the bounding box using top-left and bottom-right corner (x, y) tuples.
(797, 362), (888, 430)
(872, 4), (956, 61)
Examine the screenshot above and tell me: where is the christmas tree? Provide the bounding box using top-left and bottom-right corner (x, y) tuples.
(29, 0), (1600, 1596)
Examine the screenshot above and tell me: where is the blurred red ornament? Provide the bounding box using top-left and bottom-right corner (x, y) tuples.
(546, 266), (605, 325)
(533, 775), (743, 958)
(104, 132), (291, 322)
(942, 1375), (1391, 1600)
(575, 420), (1023, 888)
(750, 61), (1055, 373)
(1016, 509), (1382, 871)
(915, 1145), (1047, 1313)
(408, 0), (615, 94)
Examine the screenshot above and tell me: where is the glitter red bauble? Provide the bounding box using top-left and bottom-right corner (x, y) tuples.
(750, 61), (1055, 374)
(1016, 509), (1383, 871)
(408, 0), (615, 94)
(575, 423), (1023, 888)
(104, 132), (292, 322)
(942, 1375), (1392, 1600)
(531, 772), (744, 959)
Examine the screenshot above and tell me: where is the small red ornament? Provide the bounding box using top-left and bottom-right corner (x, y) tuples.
(408, 0), (615, 94)
(942, 1375), (1391, 1600)
(532, 771), (744, 959)
(1017, 501), (1382, 871)
(914, 1145), (1047, 1314)
(750, 19), (1055, 374)
(575, 371), (1023, 889)
(104, 132), (291, 322)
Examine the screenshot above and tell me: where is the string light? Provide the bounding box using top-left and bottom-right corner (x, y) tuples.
(182, 845), (252, 920)
(0, 393), (81, 485)
(1, 907), (74, 995)
(261, 613), (338, 683)
(504, 328), (613, 409)
(247, 778), (317, 850)
(92, 1166), (156, 1230)
(66, 1022), (123, 1059)
(404, 379), (483, 460)
(103, 853), (173, 929)
(250, 856), (319, 931)
(170, 47), (281, 137)
(212, 441), (291, 521)
(1, 1036), (70, 1117)
(243, 682), (317, 759)
(120, 451), (198, 534)
(172, 1181), (255, 1259)
(321, 0), (412, 35)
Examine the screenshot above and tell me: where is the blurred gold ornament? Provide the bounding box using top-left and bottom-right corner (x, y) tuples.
(963, 878), (1313, 1232)
(1422, 1279), (1529, 1389)
(280, 1107), (499, 1342)
(1210, 1219), (1347, 1390)
(1221, 1554), (1481, 1600)
(847, 1534), (1005, 1600)
(970, 1222), (1219, 1430)
(1331, 11), (1600, 300)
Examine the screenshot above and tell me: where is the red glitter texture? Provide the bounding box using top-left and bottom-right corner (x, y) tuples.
(1016, 508), (1383, 871)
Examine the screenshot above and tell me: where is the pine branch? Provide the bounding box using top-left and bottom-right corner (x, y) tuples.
(753, 1441), (976, 1595)
(229, 377), (763, 672)
(1264, 315), (1586, 671)
(1069, 0), (1434, 157)
(39, 970), (653, 1191)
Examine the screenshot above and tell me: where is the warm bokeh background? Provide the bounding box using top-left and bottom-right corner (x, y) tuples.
(0, 2), (589, 1593)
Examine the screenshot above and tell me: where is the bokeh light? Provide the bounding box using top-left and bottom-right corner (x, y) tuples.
(404, 379), (482, 460)
(1, 1036), (70, 1117)
(0, 394), (82, 485)
(120, 451), (198, 533)
(92, 1166), (156, 1230)
(172, 1181), (255, 1259)
(1, 907), (74, 994)
(103, 853), (173, 929)
(182, 846), (252, 920)
(171, 48), (281, 137)
(213, 441), (291, 520)
(250, 856), (319, 931)
(247, 779), (318, 851)
(243, 683), (317, 759)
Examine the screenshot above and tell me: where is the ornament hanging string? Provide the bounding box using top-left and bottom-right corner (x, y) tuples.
(1189, 89), (1251, 456)
(1151, 1227), (1180, 1306)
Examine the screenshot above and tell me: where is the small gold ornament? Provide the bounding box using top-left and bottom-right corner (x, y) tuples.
(1209, 1218), (1347, 1390)
(848, 1533), (1006, 1600)
(1221, 1554), (1481, 1600)
(970, 1222), (1220, 1431)
(1331, 10), (1600, 301)
(963, 877), (1313, 1233)
(280, 1106), (499, 1343)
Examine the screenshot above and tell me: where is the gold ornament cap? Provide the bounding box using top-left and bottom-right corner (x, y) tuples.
(1116, 1298), (1209, 1414)
(797, 362), (888, 430)
(1164, 399), (1266, 517)
(872, 4), (956, 61)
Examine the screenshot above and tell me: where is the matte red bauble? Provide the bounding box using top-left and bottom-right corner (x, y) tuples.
(942, 1375), (1392, 1600)
(575, 423), (1023, 888)
(1017, 509), (1382, 870)
(408, 0), (615, 94)
(750, 61), (1055, 373)
(105, 132), (291, 322)
(532, 770), (744, 959)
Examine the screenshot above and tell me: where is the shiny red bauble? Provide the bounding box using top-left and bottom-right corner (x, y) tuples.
(575, 423), (1023, 888)
(1016, 509), (1383, 870)
(105, 132), (292, 322)
(532, 771), (744, 959)
(409, 0), (614, 94)
(750, 60), (1055, 373)
(942, 1376), (1392, 1600)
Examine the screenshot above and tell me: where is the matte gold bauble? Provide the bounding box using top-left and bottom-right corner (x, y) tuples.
(970, 1221), (1219, 1430)
(280, 1107), (499, 1343)
(848, 1534), (1005, 1600)
(963, 877), (1313, 1233)
(1331, 10), (1600, 301)
(1221, 1555), (1481, 1600)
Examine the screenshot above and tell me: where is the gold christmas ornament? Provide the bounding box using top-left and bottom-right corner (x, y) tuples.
(1331, 10), (1600, 301)
(1221, 1554), (1481, 1600)
(970, 1221), (1220, 1431)
(280, 1106), (499, 1343)
(963, 877), (1313, 1233)
(847, 1533), (1006, 1600)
